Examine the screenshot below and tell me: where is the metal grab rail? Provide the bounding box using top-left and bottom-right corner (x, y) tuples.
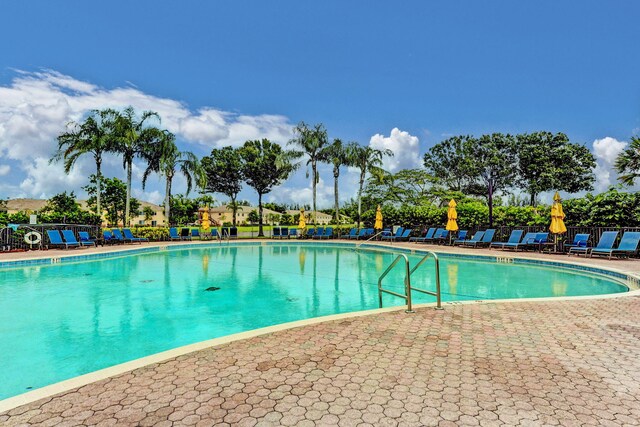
(355, 230), (387, 250)
(409, 251), (443, 310)
(377, 254), (414, 313)
(377, 251), (443, 312)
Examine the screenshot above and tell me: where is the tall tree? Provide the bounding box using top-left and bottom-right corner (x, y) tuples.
(321, 138), (352, 223)
(346, 143), (393, 227)
(615, 136), (640, 185)
(468, 133), (518, 226)
(201, 146), (244, 225)
(515, 132), (595, 205)
(364, 168), (437, 206)
(239, 139), (297, 237)
(288, 122), (329, 224)
(423, 135), (477, 192)
(112, 106), (161, 226)
(142, 131), (206, 224)
(51, 108), (118, 219)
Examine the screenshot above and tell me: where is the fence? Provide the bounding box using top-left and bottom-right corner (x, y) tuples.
(0, 224), (100, 252)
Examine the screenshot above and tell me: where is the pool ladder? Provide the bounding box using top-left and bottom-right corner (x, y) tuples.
(377, 251), (443, 312)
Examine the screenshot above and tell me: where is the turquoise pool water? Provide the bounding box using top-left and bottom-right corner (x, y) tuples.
(0, 244), (627, 400)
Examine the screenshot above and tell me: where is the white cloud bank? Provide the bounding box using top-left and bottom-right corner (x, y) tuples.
(0, 70), (294, 200)
(592, 136), (627, 192)
(369, 128), (421, 172)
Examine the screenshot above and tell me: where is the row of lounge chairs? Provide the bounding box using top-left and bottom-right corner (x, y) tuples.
(103, 228), (149, 245)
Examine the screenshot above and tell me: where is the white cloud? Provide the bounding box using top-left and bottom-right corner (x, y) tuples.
(592, 137), (627, 192)
(0, 165), (10, 176)
(369, 128), (421, 172)
(0, 70), (295, 200)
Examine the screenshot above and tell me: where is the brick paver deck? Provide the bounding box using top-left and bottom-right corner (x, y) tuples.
(2, 295), (640, 426)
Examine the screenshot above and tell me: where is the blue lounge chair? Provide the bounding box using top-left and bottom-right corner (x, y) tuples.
(47, 229), (79, 249)
(315, 227), (325, 239)
(169, 227), (181, 241)
(281, 227), (289, 239)
(111, 229), (130, 244)
(210, 229), (220, 239)
(564, 233), (590, 252)
(509, 232), (539, 251)
(190, 229), (201, 240)
(382, 227), (404, 241)
(271, 227), (282, 239)
(345, 228), (358, 239)
(61, 230), (84, 248)
(465, 229), (496, 248)
(288, 228), (298, 238)
(455, 230), (484, 246)
(78, 231), (96, 247)
(590, 232), (640, 259)
(229, 227), (238, 239)
(411, 227), (436, 243)
(397, 229), (412, 241)
(315, 227), (333, 239)
(524, 232), (549, 251)
(181, 228), (191, 240)
(569, 231), (618, 257)
(103, 230), (118, 244)
(352, 229), (365, 240)
(421, 228), (445, 244)
(490, 230), (524, 249)
(123, 228), (149, 243)
(305, 228), (316, 239)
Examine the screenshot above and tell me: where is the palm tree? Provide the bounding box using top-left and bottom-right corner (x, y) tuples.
(615, 137), (640, 185)
(142, 131), (206, 224)
(51, 109), (118, 220)
(288, 122), (329, 224)
(321, 138), (351, 223)
(112, 106), (161, 226)
(346, 143), (393, 227)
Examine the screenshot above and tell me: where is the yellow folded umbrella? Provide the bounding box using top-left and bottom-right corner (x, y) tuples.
(549, 192), (567, 234)
(374, 205), (383, 230)
(298, 209), (306, 229)
(446, 199), (459, 231)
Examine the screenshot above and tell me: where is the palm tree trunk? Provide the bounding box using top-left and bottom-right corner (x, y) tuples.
(164, 175), (172, 226)
(125, 160), (132, 226)
(488, 183), (494, 227)
(257, 192), (264, 237)
(312, 162), (317, 225)
(357, 170), (365, 227)
(96, 159), (102, 224)
(231, 195), (237, 226)
(333, 166), (340, 223)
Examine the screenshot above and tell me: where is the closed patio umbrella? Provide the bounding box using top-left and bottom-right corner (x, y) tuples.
(201, 210), (211, 230)
(374, 205), (383, 230)
(549, 192), (567, 234)
(446, 199), (459, 232)
(298, 209), (306, 229)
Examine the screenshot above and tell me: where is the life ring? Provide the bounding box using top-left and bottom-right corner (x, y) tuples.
(24, 231), (42, 246)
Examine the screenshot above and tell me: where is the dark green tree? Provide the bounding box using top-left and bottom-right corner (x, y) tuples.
(346, 143), (393, 227)
(615, 136), (640, 185)
(263, 202), (287, 213)
(239, 139), (297, 237)
(288, 122), (329, 223)
(84, 176), (140, 226)
(423, 135), (477, 192)
(247, 209), (260, 224)
(364, 168), (437, 207)
(201, 146), (243, 225)
(467, 133), (518, 226)
(515, 132), (595, 205)
(168, 194), (199, 225)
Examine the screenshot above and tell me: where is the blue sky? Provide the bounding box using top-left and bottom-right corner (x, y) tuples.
(0, 1), (639, 206)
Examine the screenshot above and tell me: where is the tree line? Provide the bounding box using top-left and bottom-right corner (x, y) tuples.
(47, 105), (640, 231)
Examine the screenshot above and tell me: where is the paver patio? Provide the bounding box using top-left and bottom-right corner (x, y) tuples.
(2, 293), (640, 426)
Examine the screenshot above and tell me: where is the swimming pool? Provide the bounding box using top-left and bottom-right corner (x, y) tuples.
(0, 243), (628, 400)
